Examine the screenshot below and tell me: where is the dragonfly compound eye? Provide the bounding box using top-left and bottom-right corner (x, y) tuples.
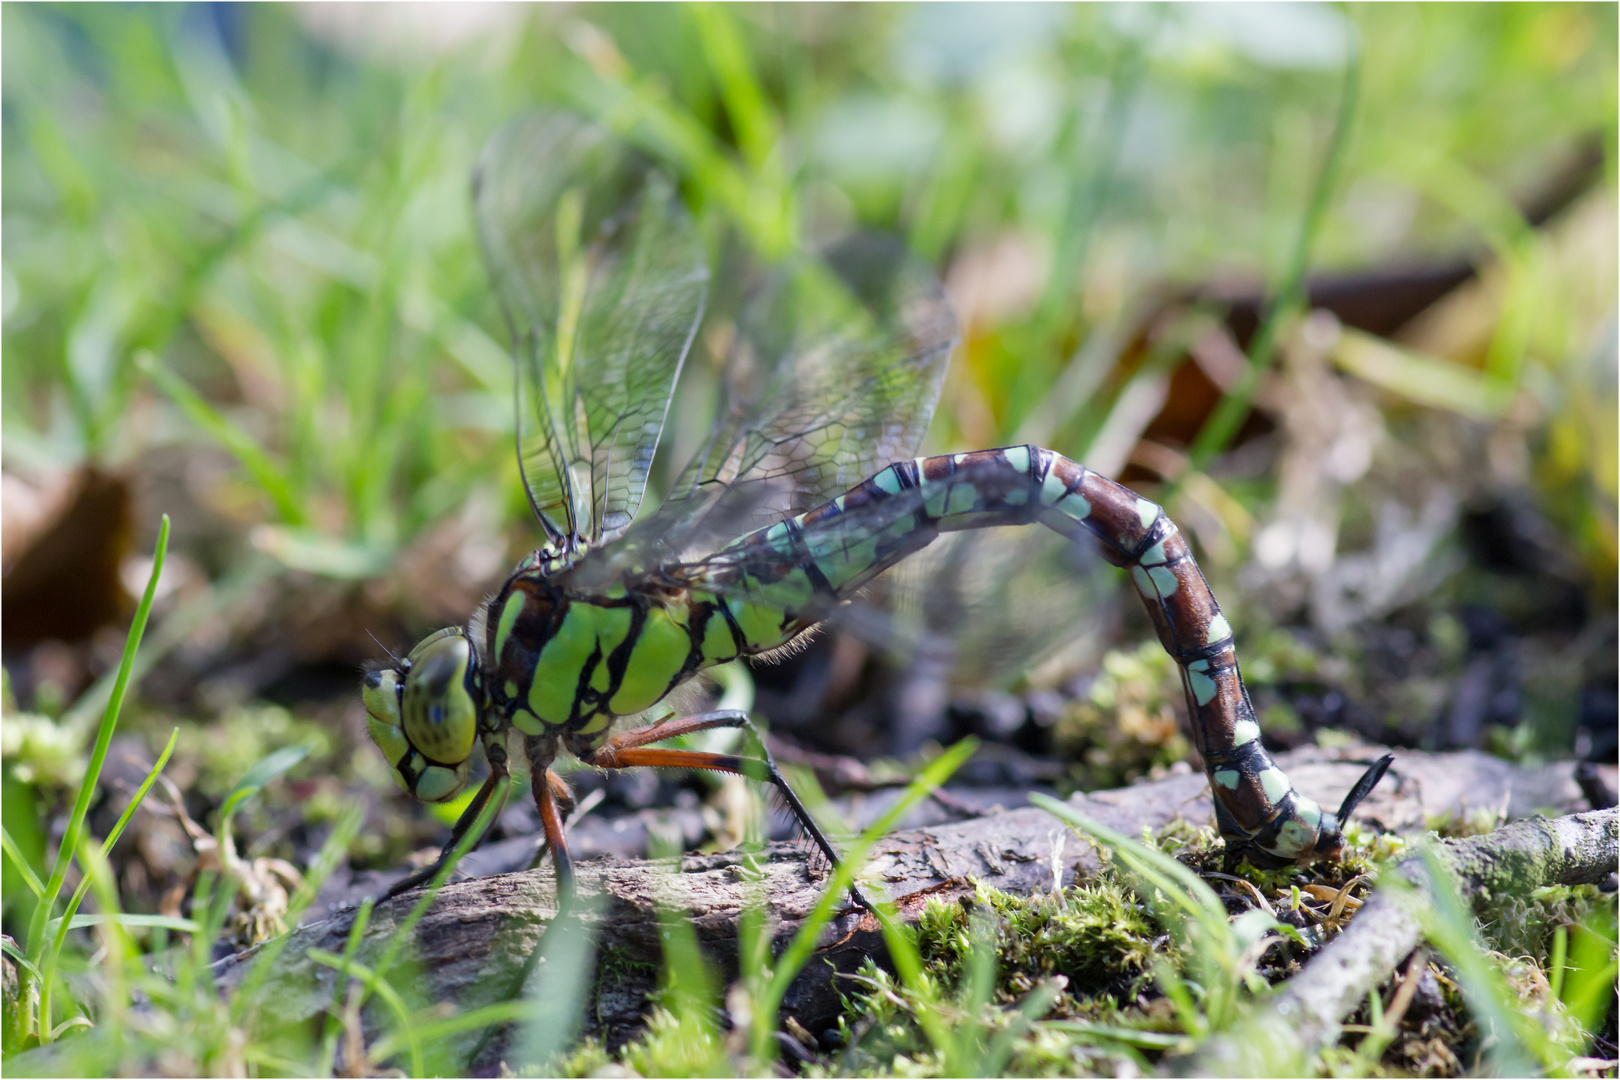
(362, 666), (413, 793)
(400, 631), (480, 792)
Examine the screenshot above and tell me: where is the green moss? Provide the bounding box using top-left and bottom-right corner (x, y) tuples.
(913, 879), (1160, 999)
(815, 960), (1143, 1078)
(1052, 643), (1192, 789)
(621, 1007), (732, 1078)
(1477, 884), (1613, 969)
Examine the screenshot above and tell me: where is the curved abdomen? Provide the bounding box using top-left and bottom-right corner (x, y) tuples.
(695, 445), (1323, 860)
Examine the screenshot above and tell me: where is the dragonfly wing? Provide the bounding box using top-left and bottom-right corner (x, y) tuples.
(583, 233), (956, 584)
(475, 111), (708, 545)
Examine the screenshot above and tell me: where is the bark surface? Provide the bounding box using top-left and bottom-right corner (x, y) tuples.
(215, 748), (1607, 1075)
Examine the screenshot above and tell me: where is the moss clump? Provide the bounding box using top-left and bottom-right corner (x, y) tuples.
(914, 879), (1160, 999)
(1052, 643), (1192, 789)
(1477, 883), (1613, 968)
(816, 960), (1139, 1079)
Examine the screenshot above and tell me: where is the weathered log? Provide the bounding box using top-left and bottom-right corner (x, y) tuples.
(1178, 807), (1620, 1077)
(215, 749), (1604, 1075)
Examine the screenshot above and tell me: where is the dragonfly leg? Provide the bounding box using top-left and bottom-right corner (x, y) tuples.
(584, 733), (872, 912)
(384, 765), (509, 899)
(607, 709), (751, 751)
(532, 763), (576, 897)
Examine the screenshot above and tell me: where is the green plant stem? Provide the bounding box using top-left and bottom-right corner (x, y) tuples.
(748, 737), (978, 1065)
(36, 728), (182, 1034)
(24, 514), (169, 1045)
(1186, 46), (1362, 474)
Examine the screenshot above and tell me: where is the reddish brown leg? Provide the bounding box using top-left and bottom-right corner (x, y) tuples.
(585, 739), (870, 910)
(533, 765), (575, 895)
(604, 709), (750, 752)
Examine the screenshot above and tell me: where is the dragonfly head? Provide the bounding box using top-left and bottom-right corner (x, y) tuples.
(362, 627), (482, 803)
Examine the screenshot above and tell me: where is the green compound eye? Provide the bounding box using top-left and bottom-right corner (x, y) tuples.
(401, 631), (479, 769)
(361, 667), (409, 780)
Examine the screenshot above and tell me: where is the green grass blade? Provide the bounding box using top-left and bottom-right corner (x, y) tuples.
(1029, 793), (1228, 932)
(365, 782), (509, 999)
(25, 513), (169, 966)
(49, 727), (179, 957)
(2, 826), (46, 899)
(369, 999), (534, 1064)
(135, 353), (305, 525)
(308, 949), (422, 1077)
(518, 888), (605, 1072)
(1402, 844), (1546, 1075)
(750, 736), (979, 1064)
(219, 744), (312, 826)
(690, 3), (777, 173)
(1329, 326), (1515, 418)
(1041, 1018), (1190, 1050)
(1188, 43), (1362, 472)
(315, 894), (376, 1076)
(45, 913), (201, 936)
(1560, 901), (1618, 1036)
(1, 937), (41, 983)
(980, 978), (1064, 1076)
(234, 803), (366, 1040)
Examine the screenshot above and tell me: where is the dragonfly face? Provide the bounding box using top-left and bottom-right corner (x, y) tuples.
(362, 627), (481, 803)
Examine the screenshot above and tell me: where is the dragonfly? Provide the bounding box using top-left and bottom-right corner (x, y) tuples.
(362, 111), (1394, 903)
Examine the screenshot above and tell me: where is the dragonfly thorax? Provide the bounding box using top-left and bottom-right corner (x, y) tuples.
(362, 626), (481, 803)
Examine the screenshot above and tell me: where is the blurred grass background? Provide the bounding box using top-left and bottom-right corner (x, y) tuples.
(5, 3), (1613, 584)
(1, 3), (1616, 1072)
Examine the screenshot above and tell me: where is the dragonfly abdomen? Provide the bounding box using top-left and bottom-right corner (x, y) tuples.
(702, 445), (1341, 866)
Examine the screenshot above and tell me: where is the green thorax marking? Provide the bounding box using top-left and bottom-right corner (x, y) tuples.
(491, 569), (750, 735)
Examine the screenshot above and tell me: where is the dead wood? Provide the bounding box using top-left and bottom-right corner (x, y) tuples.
(1179, 806), (1620, 1077)
(215, 748), (1604, 1074)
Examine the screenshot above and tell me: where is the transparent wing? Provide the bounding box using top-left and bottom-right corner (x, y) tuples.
(475, 111), (709, 545)
(571, 233), (955, 586)
(885, 525), (1118, 687)
(659, 469), (1116, 682)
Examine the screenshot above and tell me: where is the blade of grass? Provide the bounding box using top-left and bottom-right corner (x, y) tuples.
(749, 736), (979, 1064)
(563, 24), (794, 258)
(1186, 44), (1361, 473)
(1400, 844), (1545, 1075)
(1041, 1018), (1189, 1050)
(1329, 325), (1515, 418)
(46, 913), (202, 936)
(1560, 902), (1618, 1036)
(363, 782), (509, 1001)
(690, 3), (777, 174)
(1, 938), (42, 984)
(63, 826), (133, 1040)
(2, 826), (46, 898)
(369, 998), (534, 1064)
(1029, 793), (1228, 932)
(980, 978), (1065, 1076)
(24, 514), (168, 1040)
(219, 744), (312, 834)
(518, 887), (605, 1072)
(135, 354), (304, 524)
(307, 950), (423, 1077)
(233, 803), (366, 1032)
(47, 728), (179, 960)
(315, 894), (375, 1076)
